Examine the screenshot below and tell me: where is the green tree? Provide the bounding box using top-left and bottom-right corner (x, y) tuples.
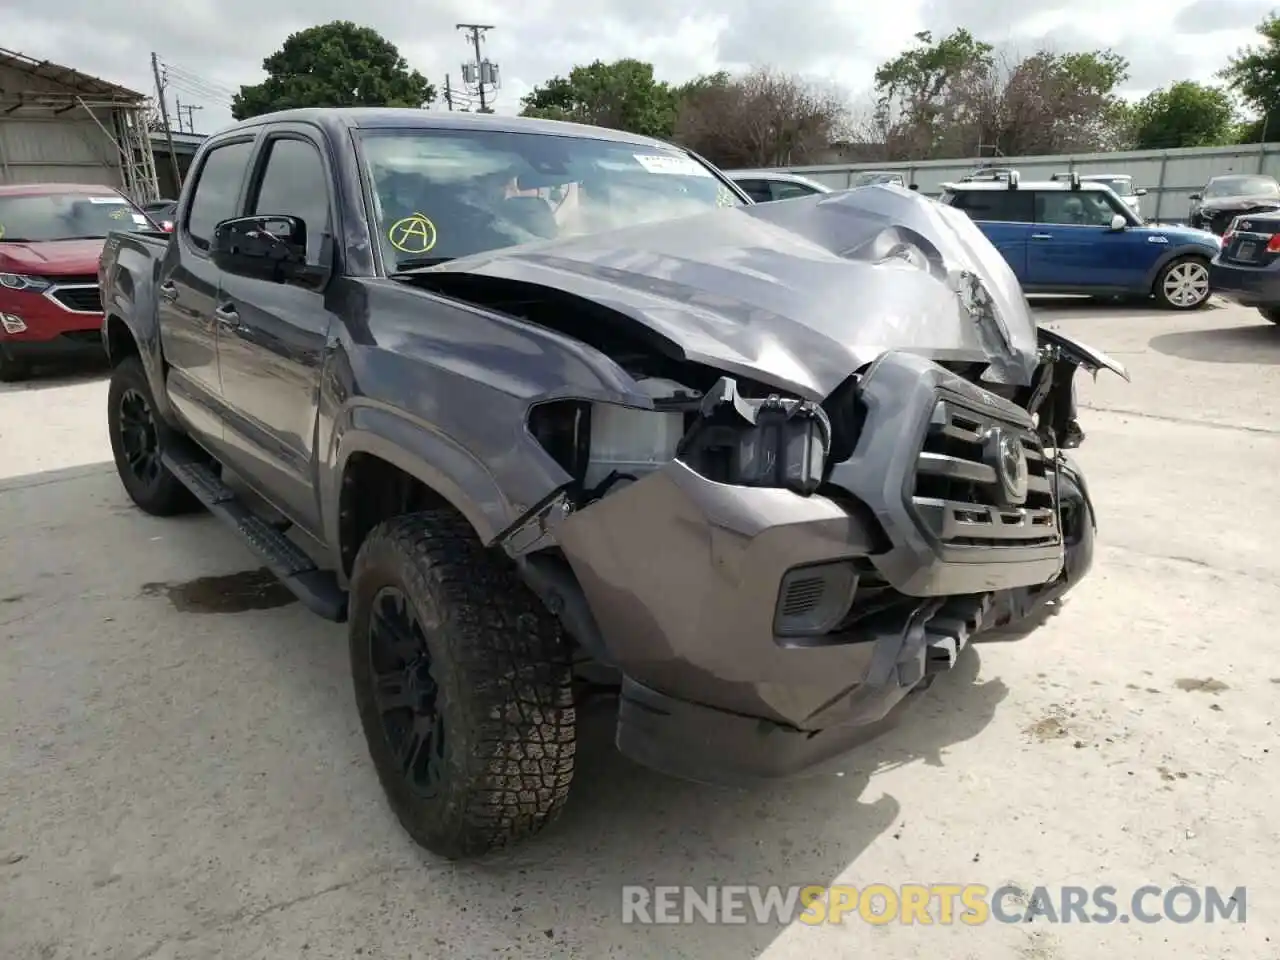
(872, 29), (994, 157)
(870, 32), (1131, 159)
(1127, 81), (1236, 149)
(1220, 12), (1280, 142)
(519, 59), (678, 138)
(232, 21), (435, 121)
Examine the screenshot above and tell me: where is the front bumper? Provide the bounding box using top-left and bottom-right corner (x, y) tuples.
(1209, 258), (1280, 307)
(556, 351), (1087, 782)
(1, 284), (105, 363)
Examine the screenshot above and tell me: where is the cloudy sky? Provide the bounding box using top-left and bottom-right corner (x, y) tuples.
(2, 0), (1274, 134)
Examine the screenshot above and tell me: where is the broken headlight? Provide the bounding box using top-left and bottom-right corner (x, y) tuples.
(676, 377), (831, 495)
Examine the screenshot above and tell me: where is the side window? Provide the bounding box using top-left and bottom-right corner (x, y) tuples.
(735, 180), (774, 203)
(250, 137), (332, 263)
(1036, 191), (1117, 227)
(949, 190), (1033, 222)
(185, 140), (254, 250)
(771, 181), (819, 201)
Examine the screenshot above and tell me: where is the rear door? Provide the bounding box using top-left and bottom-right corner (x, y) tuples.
(1027, 191), (1159, 291)
(157, 135), (255, 441)
(946, 189), (1034, 280)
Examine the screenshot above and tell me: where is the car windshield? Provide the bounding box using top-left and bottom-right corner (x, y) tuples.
(1088, 177), (1132, 196)
(0, 192), (152, 242)
(1205, 176), (1280, 198)
(852, 172), (901, 186)
(358, 129), (744, 271)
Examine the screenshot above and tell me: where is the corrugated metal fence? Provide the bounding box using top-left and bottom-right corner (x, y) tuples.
(777, 143), (1280, 223)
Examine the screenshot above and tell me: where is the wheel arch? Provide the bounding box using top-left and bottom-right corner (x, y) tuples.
(1144, 245), (1213, 293)
(330, 416), (513, 583)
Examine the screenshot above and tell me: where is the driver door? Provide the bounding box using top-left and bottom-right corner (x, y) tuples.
(214, 130), (340, 537)
(1027, 191), (1155, 290)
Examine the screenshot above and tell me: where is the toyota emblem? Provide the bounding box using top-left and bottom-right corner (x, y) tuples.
(994, 430), (1029, 505)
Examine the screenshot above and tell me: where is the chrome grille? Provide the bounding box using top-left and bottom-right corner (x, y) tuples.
(912, 396), (1059, 548)
(48, 284), (102, 314)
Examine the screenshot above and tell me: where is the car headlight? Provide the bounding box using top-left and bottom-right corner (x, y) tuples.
(677, 377), (831, 496)
(0, 273), (52, 292)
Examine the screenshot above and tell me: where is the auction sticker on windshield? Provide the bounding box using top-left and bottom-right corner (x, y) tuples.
(88, 196), (128, 204)
(633, 154), (711, 177)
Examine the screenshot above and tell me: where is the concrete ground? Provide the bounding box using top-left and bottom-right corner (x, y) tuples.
(1, 298), (1277, 960)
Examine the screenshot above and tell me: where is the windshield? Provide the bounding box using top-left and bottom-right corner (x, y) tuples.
(1087, 177), (1132, 196)
(1205, 175), (1280, 198)
(358, 129), (744, 271)
(0, 192), (152, 242)
(851, 172), (902, 187)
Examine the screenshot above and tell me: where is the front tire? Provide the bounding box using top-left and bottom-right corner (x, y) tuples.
(1260, 307), (1280, 325)
(1153, 255), (1211, 310)
(0, 348), (29, 383)
(107, 356), (199, 515)
(348, 510), (576, 860)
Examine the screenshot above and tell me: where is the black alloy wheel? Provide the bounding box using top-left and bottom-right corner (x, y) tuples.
(117, 386), (162, 489)
(368, 586), (448, 797)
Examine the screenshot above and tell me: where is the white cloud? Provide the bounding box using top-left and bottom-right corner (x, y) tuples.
(0, 0), (1269, 134)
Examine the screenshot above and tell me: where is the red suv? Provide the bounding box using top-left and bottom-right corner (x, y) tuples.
(0, 183), (157, 381)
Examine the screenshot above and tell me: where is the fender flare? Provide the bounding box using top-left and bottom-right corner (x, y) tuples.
(326, 402), (513, 564)
(100, 262), (177, 426)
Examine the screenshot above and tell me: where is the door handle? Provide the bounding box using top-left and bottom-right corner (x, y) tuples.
(1031, 233), (1053, 240)
(158, 280), (178, 301)
(214, 303), (240, 327)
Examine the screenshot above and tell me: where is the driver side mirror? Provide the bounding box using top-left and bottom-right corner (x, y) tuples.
(1134, 187), (1148, 197)
(1189, 193), (1202, 202)
(1109, 214), (1127, 231)
(211, 215), (327, 287)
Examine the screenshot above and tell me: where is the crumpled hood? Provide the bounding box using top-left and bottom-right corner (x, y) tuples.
(425, 185), (1042, 401)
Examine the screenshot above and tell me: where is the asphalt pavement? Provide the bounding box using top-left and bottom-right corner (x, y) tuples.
(1, 297), (1277, 959)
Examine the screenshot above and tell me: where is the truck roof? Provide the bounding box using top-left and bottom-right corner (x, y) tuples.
(220, 107), (674, 150)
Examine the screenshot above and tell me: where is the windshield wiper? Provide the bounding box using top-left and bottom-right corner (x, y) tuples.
(393, 256), (455, 272)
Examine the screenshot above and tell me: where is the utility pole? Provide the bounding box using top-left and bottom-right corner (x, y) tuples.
(180, 102), (202, 134)
(150, 52), (182, 192)
(456, 23), (499, 113)
(444, 74), (453, 111)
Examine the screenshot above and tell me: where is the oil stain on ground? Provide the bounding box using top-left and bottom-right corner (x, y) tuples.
(139, 568), (297, 613)
(1175, 677), (1229, 694)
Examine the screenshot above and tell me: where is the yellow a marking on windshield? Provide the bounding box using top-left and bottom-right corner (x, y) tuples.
(389, 213), (437, 254)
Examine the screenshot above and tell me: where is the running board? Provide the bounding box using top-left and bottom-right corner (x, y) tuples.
(161, 441), (347, 622)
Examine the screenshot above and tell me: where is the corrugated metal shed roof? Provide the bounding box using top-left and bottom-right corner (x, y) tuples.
(0, 46), (146, 102)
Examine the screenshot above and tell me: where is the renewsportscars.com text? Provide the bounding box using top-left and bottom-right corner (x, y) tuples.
(621, 883), (1247, 926)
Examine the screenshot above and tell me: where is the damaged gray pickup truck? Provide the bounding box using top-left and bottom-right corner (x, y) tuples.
(99, 109), (1127, 860)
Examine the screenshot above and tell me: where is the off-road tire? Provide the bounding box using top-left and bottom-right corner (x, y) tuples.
(0, 349), (29, 383)
(1259, 306), (1280, 325)
(1152, 255), (1211, 311)
(107, 355), (199, 515)
(348, 510), (576, 860)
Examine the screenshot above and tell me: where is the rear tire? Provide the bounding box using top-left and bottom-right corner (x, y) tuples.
(107, 355), (199, 515)
(1260, 307), (1280, 325)
(1153, 255), (1211, 310)
(348, 510), (576, 860)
